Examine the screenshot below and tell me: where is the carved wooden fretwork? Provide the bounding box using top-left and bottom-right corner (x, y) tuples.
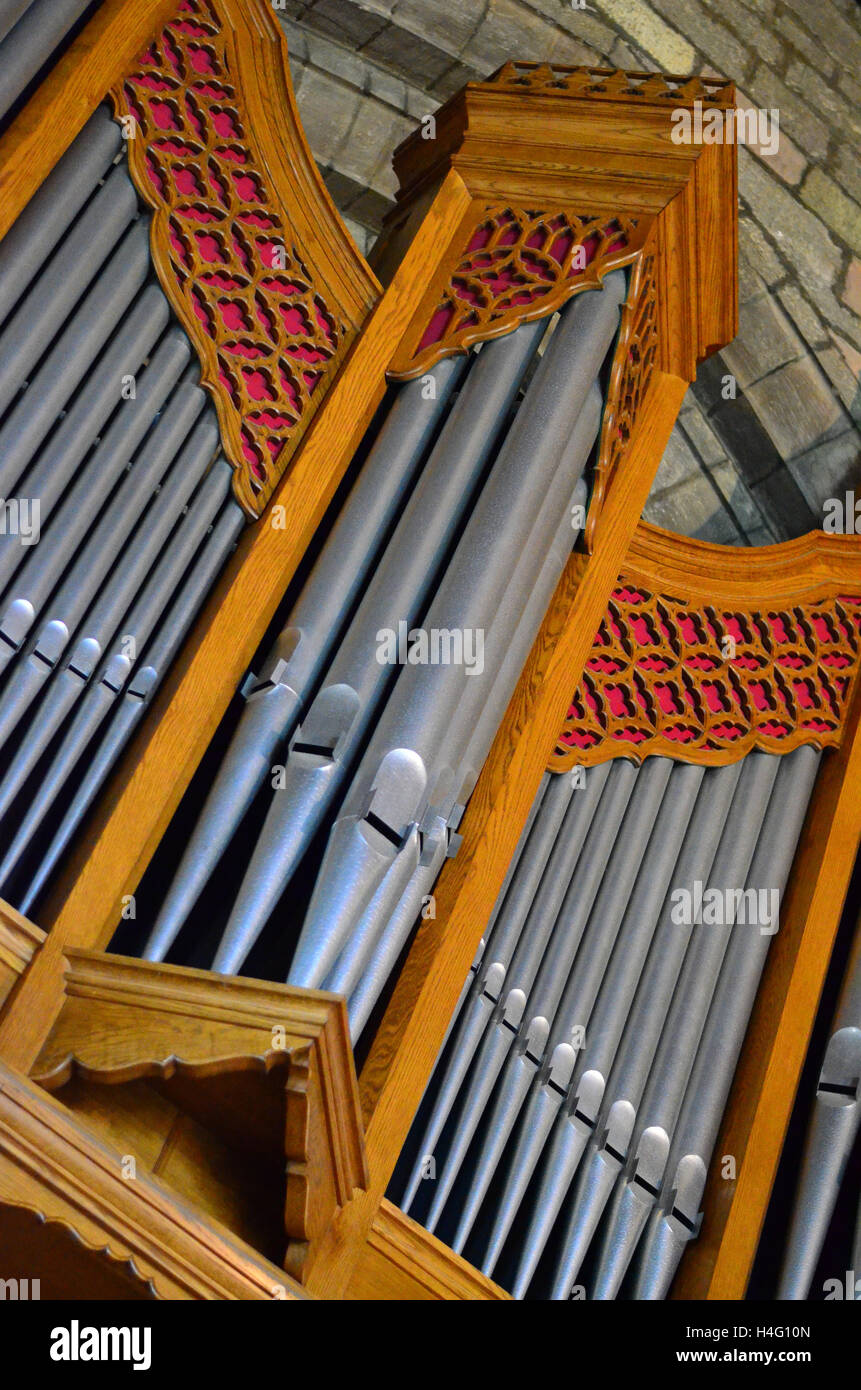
(114, 0), (378, 518)
(0, 1057), (303, 1300)
(585, 235), (658, 552)
(486, 62), (735, 106)
(551, 530), (861, 769)
(32, 950), (367, 1282)
(387, 202), (651, 380)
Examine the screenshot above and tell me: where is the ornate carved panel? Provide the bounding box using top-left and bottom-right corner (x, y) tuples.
(388, 202), (650, 380)
(114, 0), (378, 518)
(551, 532), (861, 769)
(486, 62), (735, 106)
(585, 235), (658, 552)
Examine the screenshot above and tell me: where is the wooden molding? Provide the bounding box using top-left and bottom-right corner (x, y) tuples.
(113, 0), (379, 517)
(346, 1199), (510, 1301)
(387, 67), (734, 218)
(551, 525), (861, 769)
(31, 950), (367, 1274)
(0, 900), (44, 1009)
(0, 0), (180, 244)
(0, 1056), (306, 1299)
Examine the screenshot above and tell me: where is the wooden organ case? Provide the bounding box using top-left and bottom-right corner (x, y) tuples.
(0, 0), (858, 1304)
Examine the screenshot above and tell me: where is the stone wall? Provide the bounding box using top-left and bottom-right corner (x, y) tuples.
(275, 0), (860, 544)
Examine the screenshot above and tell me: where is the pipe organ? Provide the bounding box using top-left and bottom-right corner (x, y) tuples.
(0, 0), (859, 1306)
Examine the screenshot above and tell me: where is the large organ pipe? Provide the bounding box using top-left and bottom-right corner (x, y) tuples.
(0, 164), (138, 415)
(0, 327), (191, 677)
(451, 756), (673, 1258)
(398, 768), (582, 1213)
(505, 761), (706, 1295)
(0, 458), (236, 889)
(291, 274), (626, 989)
(341, 477), (590, 1034)
(0, 0), (93, 121)
(142, 358), (465, 964)
(212, 320), (546, 976)
(423, 761), (636, 1233)
(631, 745), (821, 1300)
(294, 385), (601, 993)
(0, 109), (122, 323)
(0, 285), (171, 595)
(0, 221), (151, 498)
(778, 871), (861, 1299)
(549, 751), (782, 1299)
(0, 358), (204, 745)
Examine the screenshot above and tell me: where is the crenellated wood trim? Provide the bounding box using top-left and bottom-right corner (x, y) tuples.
(113, 0), (379, 517)
(0, 901), (44, 1009)
(551, 526), (861, 770)
(484, 62), (735, 106)
(31, 949), (366, 1272)
(0, 1057), (306, 1300)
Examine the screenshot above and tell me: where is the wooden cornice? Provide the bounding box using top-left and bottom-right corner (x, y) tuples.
(389, 66), (735, 215)
(0, 900), (44, 1009)
(0, 1057), (306, 1300)
(551, 524), (861, 770)
(379, 66), (736, 554)
(32, 950), (367, 1282)
(626, 521), (861, 602)
(382, 91), (735, 385)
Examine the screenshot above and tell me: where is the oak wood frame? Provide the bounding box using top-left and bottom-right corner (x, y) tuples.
(0, 51), (734, 1079)
(4, 3), (834, 1303)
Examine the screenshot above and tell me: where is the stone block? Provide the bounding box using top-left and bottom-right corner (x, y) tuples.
(721, 293), (805, 388)
(801, 169), (861, 255)
(746, 356), (848, 458)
